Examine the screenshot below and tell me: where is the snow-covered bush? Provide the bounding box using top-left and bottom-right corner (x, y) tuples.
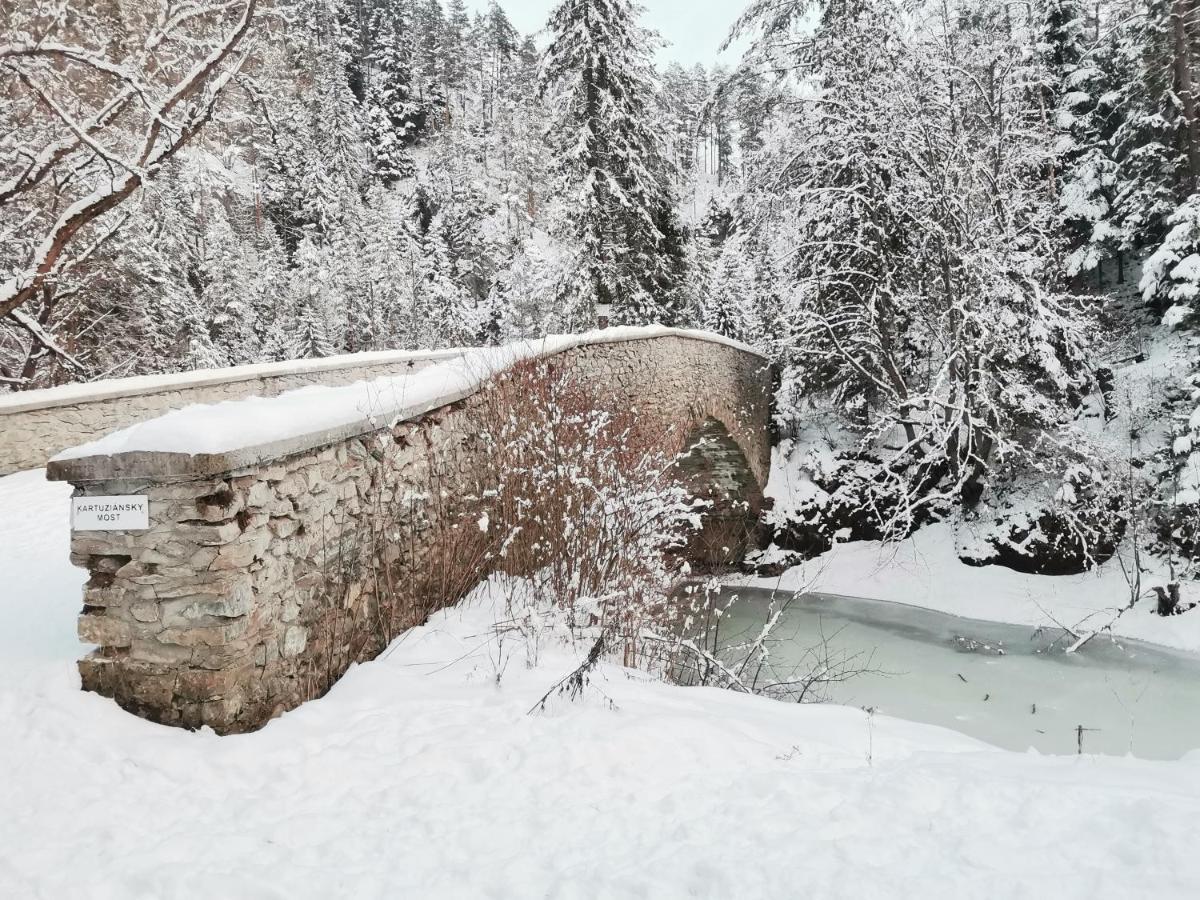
(959, 466), (1126, 576)
(463, 361), (856, 706)
(468, 359), (702, 671)
(768, 447), (949, 557)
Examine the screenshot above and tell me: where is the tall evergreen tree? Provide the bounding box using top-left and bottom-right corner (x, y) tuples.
(539, 0), (686, 326)
(443, 0), (472, 116)
(1116, 0), (1200, 312)
(365, 0), (422, 183)
(1054, 2), (1129, 282)
(733, 71), (769, 174)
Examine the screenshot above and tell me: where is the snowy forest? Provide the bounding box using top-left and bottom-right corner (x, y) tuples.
(5, 0), (1200, 587)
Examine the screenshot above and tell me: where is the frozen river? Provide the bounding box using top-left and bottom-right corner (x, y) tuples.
(709, 588), (1200, 759)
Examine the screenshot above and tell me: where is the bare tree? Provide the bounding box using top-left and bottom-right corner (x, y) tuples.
(0, 0), (260, 385)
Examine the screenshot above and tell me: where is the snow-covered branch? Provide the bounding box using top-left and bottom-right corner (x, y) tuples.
(0, 1), (259, 323)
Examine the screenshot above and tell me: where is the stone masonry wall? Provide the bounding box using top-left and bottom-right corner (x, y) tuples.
(0, 350), (463, 475)
(50, 336), (772, 733)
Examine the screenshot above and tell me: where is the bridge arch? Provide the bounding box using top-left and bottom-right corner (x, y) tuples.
(46, 329), (773, 732)
(676, 416), (766, 568)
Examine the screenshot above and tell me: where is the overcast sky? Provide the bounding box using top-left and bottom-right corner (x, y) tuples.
(463, 0), (750, 67)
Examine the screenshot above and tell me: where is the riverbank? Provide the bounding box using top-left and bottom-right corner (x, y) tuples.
(734, 520), (1200, 655)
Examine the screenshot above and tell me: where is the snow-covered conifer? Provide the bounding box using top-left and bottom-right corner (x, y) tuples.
(539, 0), (686, 325)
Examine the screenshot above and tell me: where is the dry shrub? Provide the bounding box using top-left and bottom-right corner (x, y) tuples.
(468, 357), (702, 669)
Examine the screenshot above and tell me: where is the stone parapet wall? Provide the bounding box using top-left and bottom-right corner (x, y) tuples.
(49, 334), (773, 733)
(0, 349), (465, 475)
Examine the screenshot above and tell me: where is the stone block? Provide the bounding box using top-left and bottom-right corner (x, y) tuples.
(126, 672), (176, 710)
(161, 587), (253, 625)
(268, 517), (299, 539)
(78, 654), (115, 694)
(129, 638), (193, 666)
(129, 602), (160, 623)
(82, 583), (135, 608)
(194, 487), (244, 523)
(281, 625), (308, 658)
(150, 574), (242, 600)
(191, 634), (261, 668)
(78, 614), (132, 648)
(244, 480), (274, 508)
(275, 474), (306, 497)
(174, 520), (243, 547)
(89, 555), (132, 575)
(159, 618), (249, 648)
(176, 667), (236, 703)
(115, 559), (148, 579)
(71, 535), (134, 557)
(139, 547), (187, 567)
(188, 546), (220, 568)
(211, 535), (266, 570)
(200, 695), (244, 727)
(263, 495), (295, 517)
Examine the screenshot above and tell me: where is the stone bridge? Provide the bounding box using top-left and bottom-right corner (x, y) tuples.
(42, 329), (774, 733)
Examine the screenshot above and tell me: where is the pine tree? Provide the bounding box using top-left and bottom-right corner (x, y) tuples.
(1111, 0), (1200, 314)
(688, 65), (711, 175)
(1036, 0), (1087, 190)
(708, 65), (735, 186)
(262, 0), (368, 246)
(733, 71), (769, 174)
(443, 0), (472, 117)
(1056, 7), (1128, 283)
(696, 221), (761, 344)
(1139, 194), (1200, 326)
(662, 63), (699, 175)
(366, 0), (422, 183)
(414, 0), (449, 123)
(539, 0), (686, 325)
(291, 237), (337, 359)
(486, 2), (519, 73)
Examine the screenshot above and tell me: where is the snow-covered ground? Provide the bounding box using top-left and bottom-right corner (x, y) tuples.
(3, 468), (1200, 898)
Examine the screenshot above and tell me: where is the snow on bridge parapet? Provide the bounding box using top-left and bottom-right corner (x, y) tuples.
(0, 346), (468, 476)
(44, 328), (775, 734)
(47, 327), (767, 483)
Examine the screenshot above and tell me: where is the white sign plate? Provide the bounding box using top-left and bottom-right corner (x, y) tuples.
(72, 496), (149, 531)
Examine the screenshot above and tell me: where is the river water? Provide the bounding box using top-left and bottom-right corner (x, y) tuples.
(708, 588), (1200, 759)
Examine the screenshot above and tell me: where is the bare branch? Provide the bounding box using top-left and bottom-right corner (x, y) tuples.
(0, 0), (259, 322)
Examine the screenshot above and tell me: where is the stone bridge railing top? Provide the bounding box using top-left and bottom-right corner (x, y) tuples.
(1, 346), (470, 476)
(0, 347), (467, 416)
(47, 327), (767, 484)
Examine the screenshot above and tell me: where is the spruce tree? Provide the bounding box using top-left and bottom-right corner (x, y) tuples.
(366, 0), (422, 183)
(1057, 15), (1128, 284)
(734, 71), (769, 173)
(443, 0), (472, 116)
(539, 0), (686, 326)
(662, 63), (698, 175)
